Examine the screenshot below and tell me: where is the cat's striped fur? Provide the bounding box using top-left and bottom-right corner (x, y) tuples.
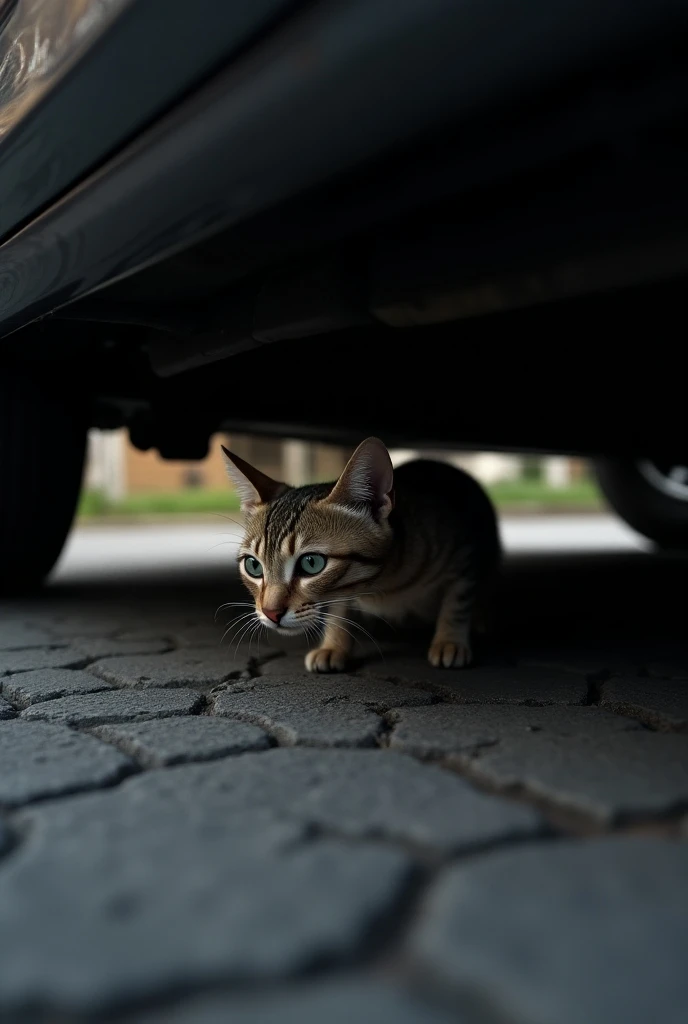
(222, 437), (500, 671)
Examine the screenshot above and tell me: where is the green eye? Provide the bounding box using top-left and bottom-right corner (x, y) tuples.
(299, 553), (327, 575)
(244, 556), (263, 578)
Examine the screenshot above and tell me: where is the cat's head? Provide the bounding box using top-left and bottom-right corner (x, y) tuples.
(222, 437), (394, 634)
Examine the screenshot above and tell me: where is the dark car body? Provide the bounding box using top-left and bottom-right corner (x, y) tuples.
(0, 0), (686, 461)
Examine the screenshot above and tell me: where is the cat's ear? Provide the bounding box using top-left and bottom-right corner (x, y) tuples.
(326, 437), (394, 520)
(221, 446), (287, 511)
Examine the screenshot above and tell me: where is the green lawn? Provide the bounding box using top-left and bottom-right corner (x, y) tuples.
(78, 488), (242, 517)
(486, 478), (602, 508)
(77, 477), (602, 519)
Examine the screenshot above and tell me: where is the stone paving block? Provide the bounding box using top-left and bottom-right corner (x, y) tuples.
(93, 717), (270, 767)
(0, 720), (134, 807)
(21, 688), (203, 727)
(71, 637), (171, 660)
(2, 669), (117, 709)
(0, 697), (15, 720)
(90, 649), (247, 690)
(389, 705), (688, 821)
(0, 647), (86, 677)
(125, 748), (541, 854)
(0, 769), (413, 1014)
(172, 624), (227, 648)
(365, 656), (587, 705)
(132, 980), (462, 1024)
(49, 614), (127, 638)
(389, 704), (640, 759)
(412, 838), (688, 1024)
(116, 629), (176, 643)
(602, 676), (688, 731)
(0, 623), (57, 651)
(214, 675), (432, 747)
(473, 731), (688, 823)
(257, 652), (316, 677)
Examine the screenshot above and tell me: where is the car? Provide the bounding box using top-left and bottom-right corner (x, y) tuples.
(0, 0), (686, 591)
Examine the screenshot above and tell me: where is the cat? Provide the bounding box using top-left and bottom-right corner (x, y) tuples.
(222, 437), (500, 672)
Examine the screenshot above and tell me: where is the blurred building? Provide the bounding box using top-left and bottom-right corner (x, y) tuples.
(85, 430), (353, 500)
(85, 429), (583, 501)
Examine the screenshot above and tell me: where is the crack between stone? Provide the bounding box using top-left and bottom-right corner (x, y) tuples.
(583, 669), (610, 706)
(598, 699), (686, 734)
(434, 750), (688, 837)
(1, 760), (142, 818)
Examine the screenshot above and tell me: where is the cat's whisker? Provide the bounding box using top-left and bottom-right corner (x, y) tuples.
(318, 610), (385, 664)
(313, 593), (376, 607)
(314, 597), (394, 631)
(219, 611), (256, 645)
(209, 512), (245, 530)
(316, 615), (360, 652)
(215, 601), (254, 622)
(207, 540), (241, 552)
(231, 616), (260, 657)
(247, 619), (262, 658)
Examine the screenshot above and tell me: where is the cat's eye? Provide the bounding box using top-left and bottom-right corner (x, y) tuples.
(244, 556), (263, 578)
(298, 553), (327, 575)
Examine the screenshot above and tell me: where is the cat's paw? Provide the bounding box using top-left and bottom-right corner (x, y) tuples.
(428, 640), (472, 669)
(305, 647), (349, 673)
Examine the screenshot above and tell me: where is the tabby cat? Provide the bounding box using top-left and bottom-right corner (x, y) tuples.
(222, 437), (500, 671)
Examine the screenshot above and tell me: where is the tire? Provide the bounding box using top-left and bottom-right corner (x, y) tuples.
(0, 367), (87, 592)
(593, 458), (688, 550)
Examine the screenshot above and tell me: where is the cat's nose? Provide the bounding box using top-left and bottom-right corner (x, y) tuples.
(263, 607), (286, 624)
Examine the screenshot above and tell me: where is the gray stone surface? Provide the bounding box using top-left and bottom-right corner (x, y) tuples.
(172, 624), (227, 648)
(0, 647), (86, 676)
(366, 657), (587, 705)
(72, 637), (171, 660)
(0, 622), (56, 650)
(470, 730), (688, 823)
(93, 717), (270, 767)
(1, 574), (686, 1023)
(390, 705), (688, 821)
(21, 688), (203, 726)
(601, 676), (688, 731)
(0, 720), (134, 807)
(2, 668), (116, 709)
(116, 629), (177, 643)
(132, 980), (462, 1024)
(389, 704), (639, 758)
(50, 614), (132, 638)
(214, 675), (432, 747)
(91, 649), (246, 690)
(0, 767), (413, 1013)
(116, 748), (541, 853)
(0, 696), (15, 720)
(412, 838), (688, 1024)
(257, 652), (318, 677)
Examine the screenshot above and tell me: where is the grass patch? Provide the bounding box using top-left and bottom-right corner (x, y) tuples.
(485, 478), (601, 507)
(77, 477), (602, 519)
(78, 489), (241, 518)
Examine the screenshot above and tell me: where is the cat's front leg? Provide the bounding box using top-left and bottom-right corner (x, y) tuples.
(428, 579), (474, 668)
(305, 601), (353, 673)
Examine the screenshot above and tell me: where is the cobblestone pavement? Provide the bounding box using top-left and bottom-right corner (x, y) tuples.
(0, 546), (686, 1023)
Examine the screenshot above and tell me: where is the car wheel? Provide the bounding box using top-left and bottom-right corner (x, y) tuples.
(0, 367), (87, 592)
(593, 458), (688, 550)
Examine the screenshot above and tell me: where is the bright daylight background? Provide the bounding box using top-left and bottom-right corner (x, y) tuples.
(51, 430), (649, 583)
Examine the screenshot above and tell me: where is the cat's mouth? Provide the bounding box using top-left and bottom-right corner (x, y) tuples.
(258, 613), (311, 636)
